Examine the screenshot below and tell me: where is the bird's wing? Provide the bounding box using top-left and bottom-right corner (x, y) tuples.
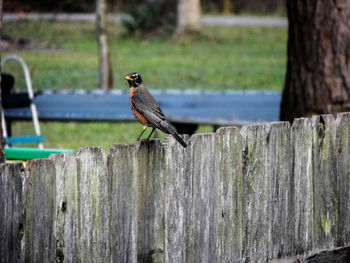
(131, 87), (167, 130)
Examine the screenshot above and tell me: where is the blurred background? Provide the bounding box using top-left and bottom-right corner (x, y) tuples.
(1, 0), (287, 151)
(4, 0), (286, 15)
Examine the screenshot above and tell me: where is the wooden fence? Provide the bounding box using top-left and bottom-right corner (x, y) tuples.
(1, 113), (350, 262)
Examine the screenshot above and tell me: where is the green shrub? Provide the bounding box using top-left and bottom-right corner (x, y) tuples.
(122, 0), (176, 35)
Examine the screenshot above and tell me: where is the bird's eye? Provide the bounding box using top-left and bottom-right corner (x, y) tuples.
(132, 73), (138, 78)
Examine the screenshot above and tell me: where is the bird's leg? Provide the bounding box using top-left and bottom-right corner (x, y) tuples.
(146, 127), (156, 140)
(136, 126), (147, 141)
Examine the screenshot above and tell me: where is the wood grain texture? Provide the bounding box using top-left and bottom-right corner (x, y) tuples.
(2, 114), (350, 262)
(108, 143), (138, 263)
(76, 147), (109, 263)
(0, 163), (25, 263)
(164, 135), (193, 263)
(216, 126), (243, 262)
(291, 118), (314, 255)
(183, 133), (218, 262)
(311, 115), (338, 250)
(336, 112), (350, 246)
(50, 153), (80, 263)
(241, 122), (292, 261)
(108, 140), (165, 263)
(25, 159), (56, 263)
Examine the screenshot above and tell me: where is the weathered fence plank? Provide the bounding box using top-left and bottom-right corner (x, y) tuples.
(0, 163), (25, 263)
(108, 141), (165, 263)
(241, 123), (273, 262)
(266, 122), (293, 260)
(25, 159), (56, 263)
(241, 122), (292, 261)
(133, 141), (165, 263)
(2, 113), (350, 263)
(188, 133), (218, 262)
(164, 135), (193, 263)
(50, 153), (80, 262)
(291, 118), (314, 255)
(216, 126), (243, 262)
(311, 115), (338, 250)
(76, 147), (109, 263)
(108, 144), (138, 262)
(336, 112), (350, 246)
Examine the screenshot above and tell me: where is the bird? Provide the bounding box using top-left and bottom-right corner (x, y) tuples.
(125, 72), (187, 148)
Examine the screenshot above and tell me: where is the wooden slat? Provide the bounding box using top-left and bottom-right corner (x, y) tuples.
(0, 163), (25, 263)
(76, 147), (110, 262)
(108, 140), (166, 263)
(215, 126), (243, 261)
(240, 122), (292, 261)
(336, 112), (350, 246)
(291, 118), (314, 254)
(311, 115), (338, 249)
(50, 153), (80, 262)
(108, 144), (138, 262)
(25, 159), (56, 262)
(163, 134), (193, 263)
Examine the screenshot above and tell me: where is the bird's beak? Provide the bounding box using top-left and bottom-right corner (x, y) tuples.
(125, 76), (133, 81)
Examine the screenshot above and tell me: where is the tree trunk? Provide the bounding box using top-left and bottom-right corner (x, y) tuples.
(0, 0), (5, 163)
(96, 0), (113, 90)
(280, 0), (350, 122)
(176, 0), (201, 33)
(221, 0), (231, 14)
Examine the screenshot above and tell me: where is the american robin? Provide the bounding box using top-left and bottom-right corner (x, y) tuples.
(125, 72), (187, 148)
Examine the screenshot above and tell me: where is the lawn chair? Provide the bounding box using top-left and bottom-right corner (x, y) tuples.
(1, 55), (44, 148)
(1, 55), (73, 160)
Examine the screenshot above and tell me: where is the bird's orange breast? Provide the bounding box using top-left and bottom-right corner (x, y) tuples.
(129, 87), (148, 125)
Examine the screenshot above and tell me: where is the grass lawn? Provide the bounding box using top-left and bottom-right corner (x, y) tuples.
(2, 20), (287, 151)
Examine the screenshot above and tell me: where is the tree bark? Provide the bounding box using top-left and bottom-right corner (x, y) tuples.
(96, 0), (113, 90)
(176, 0), (201, 33)
(221, 0), (231, 14)
(280, 0), (350, 122)
(0, 0), (5, 163)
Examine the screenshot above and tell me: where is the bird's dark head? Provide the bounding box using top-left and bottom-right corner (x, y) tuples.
(125, 72), (143, 88)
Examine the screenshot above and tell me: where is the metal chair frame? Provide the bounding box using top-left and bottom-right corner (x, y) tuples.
(1, 55), (43, 149)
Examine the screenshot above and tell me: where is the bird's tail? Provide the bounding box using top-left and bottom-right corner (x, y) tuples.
(162, 122), (187, 148)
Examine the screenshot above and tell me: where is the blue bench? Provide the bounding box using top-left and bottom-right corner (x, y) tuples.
(4, 89), (281, 134)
